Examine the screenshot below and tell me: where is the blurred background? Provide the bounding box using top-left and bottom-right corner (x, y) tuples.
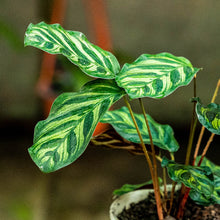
(0, 0), (219, 219)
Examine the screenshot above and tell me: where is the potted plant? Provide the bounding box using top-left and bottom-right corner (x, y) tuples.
(24, 22), (220, 219)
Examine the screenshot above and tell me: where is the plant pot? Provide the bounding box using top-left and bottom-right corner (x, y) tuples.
(110, 188), (155, 220)
(110, 185), (176, 220)
(109, 185), (220, 220)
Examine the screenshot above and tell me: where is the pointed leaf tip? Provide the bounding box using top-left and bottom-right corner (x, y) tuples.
(116, 53), (200, 99)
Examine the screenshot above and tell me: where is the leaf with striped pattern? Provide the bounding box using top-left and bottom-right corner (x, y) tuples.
(100, 107), (179, 152)
(24, 22), (120, 79)
(28, 79), (125, 173)
(193, 98), (220, 135)
(190, 156), (220, 205)
(116, 53), (200, 99)
(161, 157), (215, 200)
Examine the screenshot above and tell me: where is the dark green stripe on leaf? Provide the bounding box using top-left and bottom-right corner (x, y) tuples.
(162, 157), (215, 199)
(28, 79), (124, 173)
(191, 156), (220, 205)
(116, 52), (200, 99)
(101, 107), (179, 152)
(24, 22), (120, 79)
(194, 98), (220, 135)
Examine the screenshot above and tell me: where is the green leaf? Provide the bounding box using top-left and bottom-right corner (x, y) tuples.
(101, 107), (179, 152)
(195, 156), (220, 177)
(194, 98), (220, 135)
(189, 190), (217, 206)
(116, 53), (200, 99)
(24, 22), (120, 79)
(161, 157), (215, 199)
(28, 79), (124, 173)
(113, 178), (163, 196)
(190, 156), (220, 205)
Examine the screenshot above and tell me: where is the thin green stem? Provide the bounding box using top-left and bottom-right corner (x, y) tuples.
(163, 167), (167, 200)
(170, 152), (175, 161)
(123, 96), (164, 220)
(185, 76), (197, 165)
(185, 118), (197, 165)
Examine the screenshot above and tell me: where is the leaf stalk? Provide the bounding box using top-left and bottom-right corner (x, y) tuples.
(185, 75), (197, 165)
(123, 96), (164, 220)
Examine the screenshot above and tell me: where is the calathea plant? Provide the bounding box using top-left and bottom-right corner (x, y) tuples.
(24, 22), (220, 220)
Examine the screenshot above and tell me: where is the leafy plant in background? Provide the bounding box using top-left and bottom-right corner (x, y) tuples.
(24, 22), (220, 220)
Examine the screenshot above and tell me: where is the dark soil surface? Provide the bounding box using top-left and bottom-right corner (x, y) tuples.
(117, 192), (220, 220)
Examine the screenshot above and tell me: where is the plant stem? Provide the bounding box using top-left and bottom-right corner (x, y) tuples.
(168, 181), (177, 215)
(138, 98), (164, 215)
(123, 97), (153, 171)
(179, 79), (220, 218)
(192, 126), (205, 166)
(176, 187), (190, 219)
(177, 76), (197, 217)
(163, 168), (167, 199)
(138, 99), (157, 165)
(211, 78), (220, 103)
(185, 76), (197, 165)
(170, 152), (175, 161)
(123, 96), (164, 220)
(166, 153), (177, 214)
(193, 78), (220, 165)
(185, 118), (197, 165)
(138, 99), (161, 197)
(198, 132), (215, 166)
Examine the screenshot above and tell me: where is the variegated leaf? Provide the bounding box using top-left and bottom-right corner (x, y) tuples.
(190, 156), (220, 205)
(24, 22), (120, 79)
(116, 53), (200, 99)
(29, 79), (125, 173)
(101, 107), (179, 152)
(161, 157), (215, 199)
(194, 98), (220, 135)
(195, 156), (220, 177)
